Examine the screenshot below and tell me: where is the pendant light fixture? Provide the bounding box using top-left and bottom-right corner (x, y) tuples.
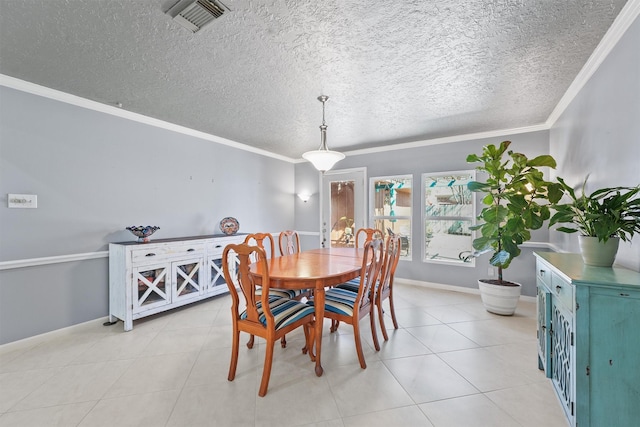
(302, 95), (345, 172)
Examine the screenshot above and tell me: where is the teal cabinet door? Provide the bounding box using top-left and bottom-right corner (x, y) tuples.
(536, 284), (552, 375)
(585, 288), (640, 426)
(551, 296), (574, 423)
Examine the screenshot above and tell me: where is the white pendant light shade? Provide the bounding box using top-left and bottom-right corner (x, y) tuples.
(302, 149), (345, 172)
(302, 95), (345, 172)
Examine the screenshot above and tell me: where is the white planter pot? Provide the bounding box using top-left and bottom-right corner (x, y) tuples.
(478, 279), (522, 316)
(578, 235), (619, 267)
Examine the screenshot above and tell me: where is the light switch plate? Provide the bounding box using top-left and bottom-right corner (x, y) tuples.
(8, 194), (37, 208)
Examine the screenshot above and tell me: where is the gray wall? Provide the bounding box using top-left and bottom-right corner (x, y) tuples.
(549, 16), (640, 271)
(3, 16), (637, 345)
(0, 87), (295, 344)
(295, 131), (552, 298)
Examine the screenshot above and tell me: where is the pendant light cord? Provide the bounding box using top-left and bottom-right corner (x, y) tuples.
(318, 95), (328, 150)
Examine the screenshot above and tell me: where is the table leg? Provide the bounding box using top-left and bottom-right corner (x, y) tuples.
(314, 281), (325, 376)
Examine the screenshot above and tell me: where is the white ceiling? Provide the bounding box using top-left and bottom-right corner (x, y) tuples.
(0, 0), (630, 159)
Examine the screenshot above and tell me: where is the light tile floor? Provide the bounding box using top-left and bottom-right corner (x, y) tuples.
(0, 282), (569, 426)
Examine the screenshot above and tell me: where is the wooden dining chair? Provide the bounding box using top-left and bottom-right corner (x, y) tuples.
(244, 232), (308, 348)
(354, 228), (384, 248)
(278, 230), (301, 255)
(331, 227), (383, 331)
(278, 229), (313, 299)
(222, 242), (315, 397)
(372, 234), (401, 350)
(244, 233), (306, 300)
(308, 238), (384, 369)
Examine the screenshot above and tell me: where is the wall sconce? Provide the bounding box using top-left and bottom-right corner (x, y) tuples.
(298, 193), (311, 203)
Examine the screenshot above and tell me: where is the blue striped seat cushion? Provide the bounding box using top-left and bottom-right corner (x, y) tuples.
(336, 278), (383, 298)
(335, 278), (360, 294)
(256, 287), (310, 299)
(241, 295), (315, 330)
(307, 288), (358, 317)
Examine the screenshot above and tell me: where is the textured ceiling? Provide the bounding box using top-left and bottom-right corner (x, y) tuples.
(0, 0), (628, 159)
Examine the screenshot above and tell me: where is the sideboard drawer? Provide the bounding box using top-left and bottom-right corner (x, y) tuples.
(131, 243), (206, 262)
(537, 263), (552, 287)
(551, 272), (573, 312)
(207, 235), (245, 256)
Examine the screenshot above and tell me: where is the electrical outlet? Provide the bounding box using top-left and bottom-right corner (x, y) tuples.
(488, 267), (495, 277)
(8, 194), (37, 208)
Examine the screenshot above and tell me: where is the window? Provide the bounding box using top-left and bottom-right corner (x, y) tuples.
(422, 170), (475, 265)
(370, 175), (412, 259)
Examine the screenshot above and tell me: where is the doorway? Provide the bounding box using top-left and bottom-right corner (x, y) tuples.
(320, 168), (366, 248)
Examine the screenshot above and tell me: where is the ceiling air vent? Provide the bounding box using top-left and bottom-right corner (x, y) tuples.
(166, 0), (229, 33)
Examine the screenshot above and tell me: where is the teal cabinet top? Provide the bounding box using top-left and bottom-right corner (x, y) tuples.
(534, 252), (640, 289)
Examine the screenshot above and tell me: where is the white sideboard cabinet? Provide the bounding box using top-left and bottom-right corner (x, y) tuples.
(109, 234), (244, 331)
(534, 252), (640, 427)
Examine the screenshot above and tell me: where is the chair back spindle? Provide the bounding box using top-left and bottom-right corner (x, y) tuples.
(279, 230), (301, 256)
(223, 244), (273, 326)
(356, 238), (385, 312)
(379, 235), (401, 296)
(244, 233), (276, 261)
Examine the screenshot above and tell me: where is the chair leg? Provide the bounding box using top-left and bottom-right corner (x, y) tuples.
(302, 322), (316, 361)
(247, 334), (255, 349)
(389, 292), (399, 329)
(352, 321), (367, 369)
(228, 328), (240, 381)
(377, 300), (389, 342)
(307, 322), (316, 361)
(330, 319), (340, 333)
(302, 323), (308, 354)
(281, 335), (287, 348)
(370, 306), (380, 351)
(258, 341), (276, 397)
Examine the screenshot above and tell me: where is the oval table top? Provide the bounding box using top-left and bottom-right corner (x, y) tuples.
(249, 249), (363, 289)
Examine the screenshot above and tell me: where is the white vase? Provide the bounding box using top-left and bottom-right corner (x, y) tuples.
(478, 279), (522, 316)
(578, 235), (619, 267)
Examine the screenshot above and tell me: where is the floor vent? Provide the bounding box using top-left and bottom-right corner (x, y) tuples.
(166, 0), (229, 33)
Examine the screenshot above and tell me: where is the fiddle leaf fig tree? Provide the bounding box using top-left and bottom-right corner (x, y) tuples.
(466, 141), (563, 284)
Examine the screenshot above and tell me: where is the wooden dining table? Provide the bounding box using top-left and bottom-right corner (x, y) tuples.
(248, 247), (364, 376)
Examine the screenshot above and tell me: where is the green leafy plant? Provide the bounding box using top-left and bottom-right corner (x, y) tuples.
(467, 141), (562, 284)
(549, 177), (640, 242)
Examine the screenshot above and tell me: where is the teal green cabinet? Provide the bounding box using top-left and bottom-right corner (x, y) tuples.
(535, 252), (640, 427)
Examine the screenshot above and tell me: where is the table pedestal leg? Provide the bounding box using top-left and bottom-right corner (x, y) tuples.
(314, 282), (325, 376)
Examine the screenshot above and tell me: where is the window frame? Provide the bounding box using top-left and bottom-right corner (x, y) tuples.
(421, 169), (476, 267)
(369, 174), (413, 260)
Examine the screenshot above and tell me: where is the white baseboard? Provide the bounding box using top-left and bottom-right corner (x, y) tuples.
(395, 277), (537, 303)
(0, 317), (110, 354)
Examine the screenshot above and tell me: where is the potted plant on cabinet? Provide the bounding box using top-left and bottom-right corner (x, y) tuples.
(467, 140), (562, 315)
(549, 177), (640, 267)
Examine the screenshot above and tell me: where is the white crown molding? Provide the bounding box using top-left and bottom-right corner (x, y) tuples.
(339, 123), (551, 158)
(0, 74), (550, 164)
(0, 74), (295, 164)
(546, 0), (640, 126)
(293, 123), (550, 162)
